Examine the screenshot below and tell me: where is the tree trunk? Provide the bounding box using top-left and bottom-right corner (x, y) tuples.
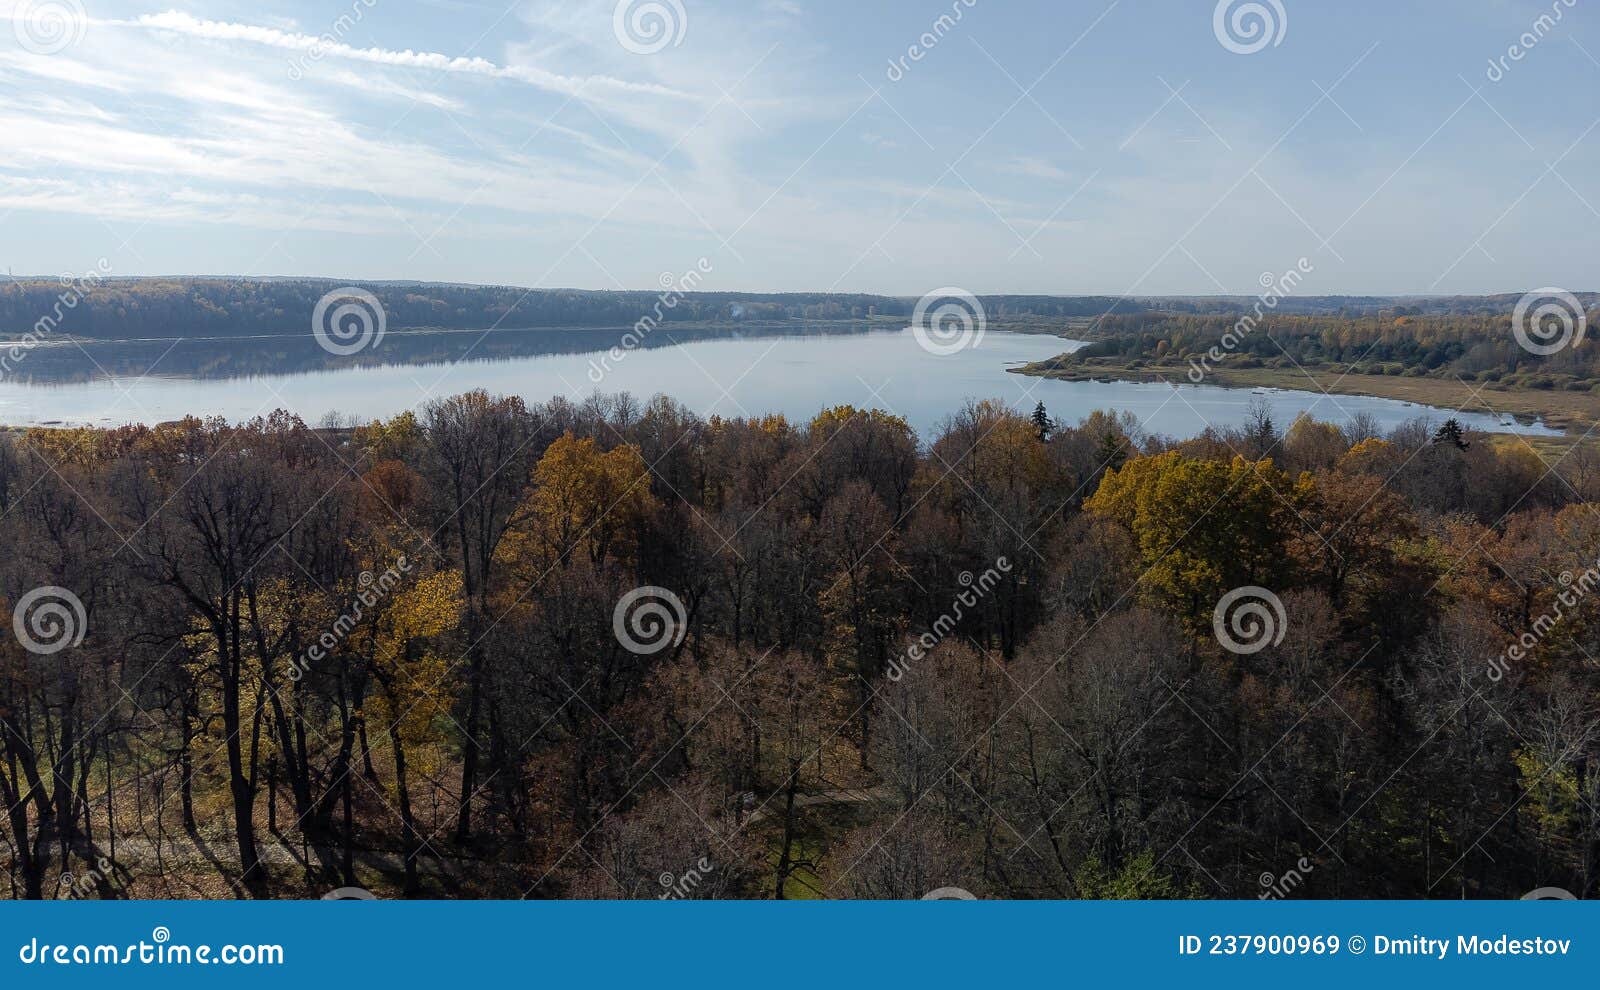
(455, 646), (483, 842)
(220, 607), (264, 896)
(774, 763), (800, 900)
(390, 726), (421, 896)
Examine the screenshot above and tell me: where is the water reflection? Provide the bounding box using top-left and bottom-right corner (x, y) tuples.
(0, 325), (1563, 440)
(5, 324), (875, 384)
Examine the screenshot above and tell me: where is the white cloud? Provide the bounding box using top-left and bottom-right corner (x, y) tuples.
(999, 157), (1070, 181)
(320, 69), (465, 111)
(0, 172), (547, 239)
(124, 10), (692, 101)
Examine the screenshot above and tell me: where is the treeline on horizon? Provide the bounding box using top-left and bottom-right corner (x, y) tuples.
(1050, 308), (1600, 391)
(0, 276), (1580, 340)
(3, 390), (1599, 900)
(0, 279), (1138, 339)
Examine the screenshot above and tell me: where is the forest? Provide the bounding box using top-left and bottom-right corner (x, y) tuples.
(3, 390), (1600, 900)
(1036, 306), (1600, 393)
(0, 276), (1567, 341)
(0, 279), (1127, 340)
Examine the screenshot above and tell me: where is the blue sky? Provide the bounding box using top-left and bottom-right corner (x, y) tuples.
(0, 0), (1596, 295)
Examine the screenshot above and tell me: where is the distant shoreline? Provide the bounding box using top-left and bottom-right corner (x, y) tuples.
(0, 318), (880, 347)
(0, 317), (1077, 348)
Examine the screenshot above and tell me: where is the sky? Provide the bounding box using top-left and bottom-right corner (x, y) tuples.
(0, 0), (1596, 296)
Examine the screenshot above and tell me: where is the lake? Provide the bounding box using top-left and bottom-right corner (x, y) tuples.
(0, 326), (1560, 440)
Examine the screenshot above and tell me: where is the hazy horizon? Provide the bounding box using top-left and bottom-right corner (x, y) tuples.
(4, 272), (1597, 302)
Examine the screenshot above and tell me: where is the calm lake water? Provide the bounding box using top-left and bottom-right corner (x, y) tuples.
(0, 326), (1559, 440)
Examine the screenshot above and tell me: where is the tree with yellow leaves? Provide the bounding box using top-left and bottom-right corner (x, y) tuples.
(1086, 451), (1308, 629)
(356, 568), (465, 894)
(502, 433), (659, 573)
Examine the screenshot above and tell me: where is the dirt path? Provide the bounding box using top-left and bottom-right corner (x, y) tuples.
(744, 785), (896, 826)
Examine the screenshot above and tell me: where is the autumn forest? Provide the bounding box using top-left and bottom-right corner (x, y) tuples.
(2, 386), (1598, 901)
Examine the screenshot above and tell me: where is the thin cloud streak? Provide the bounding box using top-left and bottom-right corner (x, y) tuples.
(121, 10), (693, 101)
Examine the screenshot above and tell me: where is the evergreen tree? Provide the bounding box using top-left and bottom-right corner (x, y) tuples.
(1031, 400), (1051, 441)
(1096, 431), (1129, 472)
(1432, 418), (1469, 449)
